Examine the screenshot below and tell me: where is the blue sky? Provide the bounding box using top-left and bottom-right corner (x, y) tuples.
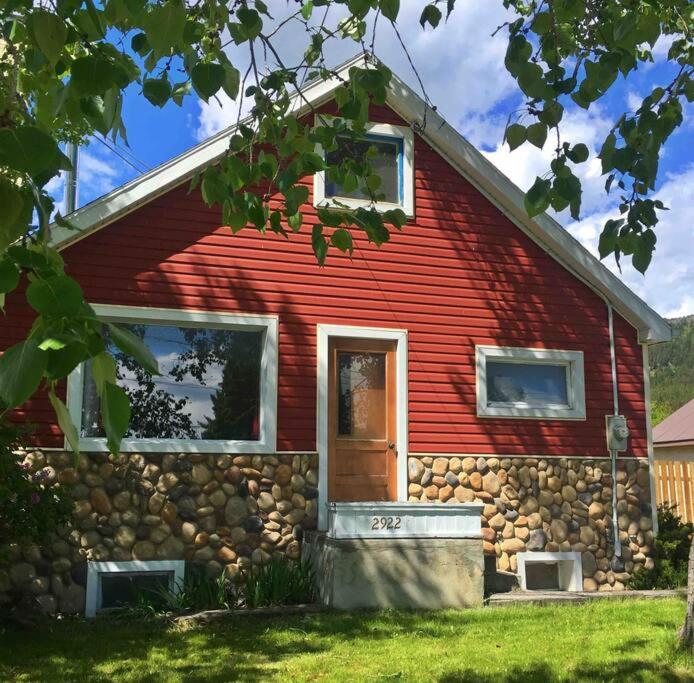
(50, 3), (693, 318)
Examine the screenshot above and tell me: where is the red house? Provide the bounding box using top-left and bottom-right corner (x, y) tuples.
(1, 55), (670, 614)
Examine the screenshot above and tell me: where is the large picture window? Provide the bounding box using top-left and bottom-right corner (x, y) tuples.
(476, 346), (585, 420)
(68, 306), (278, 453)
(313, 120), (414, 216)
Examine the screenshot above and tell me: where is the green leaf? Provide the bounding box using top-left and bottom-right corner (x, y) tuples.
(48, 389), (80, 454)
(632, 228), (656, 274)
(191, 63), (226, 101)
(383, 208), (407, 229)
(31, 10), (67, 64)
(526, 122), (548, 149)
(330, 228), (353, 254)
(101, 381), (131, 454)
(143, 0), (186, 53)
(71, 56), (115, 96)
(598, 218), (623, 259)
(131, 32), (150, 56)
(505, 123), (526, 151)
(524, 177), (552, 217)
(312, 224), (328, 265)
(419, 4), (442, 28)
(0, 340), (47, 408)
(91, 351), (117, 393)
(222, 64), (241, 100)
(0, 126), (64, 176)
(0, 179), (23, 230)
(236, 6), (263, 40)
(287, 212), (303, 232)
(143, 77), (171, 107)
(566, 143), (589, 163)
(107, 322), (159, 375)
(0, 258), (20, 294)
(171, 81), (191, 106)
(538, 101), (563, 127)
(300, 1), (313, 20)
(380, 0), (400, 21)
(26, 275), (84, 317)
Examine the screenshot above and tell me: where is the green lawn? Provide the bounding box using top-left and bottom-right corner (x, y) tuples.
(1, 598), (692, 681)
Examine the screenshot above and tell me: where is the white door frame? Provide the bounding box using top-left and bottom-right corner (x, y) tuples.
(316, 324), (409, 530)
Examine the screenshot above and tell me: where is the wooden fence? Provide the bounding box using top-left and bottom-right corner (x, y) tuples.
(654, 459), (694, 524)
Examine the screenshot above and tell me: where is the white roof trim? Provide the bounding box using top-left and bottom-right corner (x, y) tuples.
(50, 53), (670, 344)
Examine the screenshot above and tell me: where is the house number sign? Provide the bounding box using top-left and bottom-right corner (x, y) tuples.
(371, 516), (402, 531)
(328, 501), (484, 540)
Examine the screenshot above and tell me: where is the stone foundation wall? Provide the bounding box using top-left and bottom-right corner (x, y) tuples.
(0, 451), (318, 615)
(408, 455), (654, 591)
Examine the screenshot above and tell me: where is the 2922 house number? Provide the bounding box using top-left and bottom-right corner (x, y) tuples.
(371, 516), (402, 530)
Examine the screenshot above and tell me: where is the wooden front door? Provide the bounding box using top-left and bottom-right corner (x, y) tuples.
(328, 338), (397, 502)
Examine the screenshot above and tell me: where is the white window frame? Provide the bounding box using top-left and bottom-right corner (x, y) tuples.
(85, 560), (185, 617)
(313, 118), (414, 217)
(476, 345), (586, 420)
(67, 304), (278, 453)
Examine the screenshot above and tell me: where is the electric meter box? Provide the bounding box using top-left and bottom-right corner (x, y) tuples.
(605, 415), (629, 452)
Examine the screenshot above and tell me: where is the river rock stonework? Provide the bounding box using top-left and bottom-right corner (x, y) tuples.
(0, 451), (318, 615)
(408, 455), (654, 591)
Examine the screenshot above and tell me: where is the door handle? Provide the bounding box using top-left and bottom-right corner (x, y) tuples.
(387, 442), (396, 450)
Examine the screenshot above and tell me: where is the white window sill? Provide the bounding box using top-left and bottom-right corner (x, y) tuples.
(76, 438), (276, 454)
(314, 197), (413, 219)
(477, 405), (586, 420)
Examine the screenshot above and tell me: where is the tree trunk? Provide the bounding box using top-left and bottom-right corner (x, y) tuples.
(679, 535), (694, 650)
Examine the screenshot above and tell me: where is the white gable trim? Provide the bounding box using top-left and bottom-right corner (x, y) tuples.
(49, 53), (670, 344)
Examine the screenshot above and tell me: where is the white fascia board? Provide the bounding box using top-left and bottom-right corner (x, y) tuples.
(49, 52), (669, 344)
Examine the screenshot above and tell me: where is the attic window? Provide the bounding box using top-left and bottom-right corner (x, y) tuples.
(67, 305), (278, 453)
(314, 120), (414, 216)
(476, 346), (586, 420)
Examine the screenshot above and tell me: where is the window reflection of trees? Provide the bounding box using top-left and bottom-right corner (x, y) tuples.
(82, 324), (262, 441)
(338, 353), (386, 438)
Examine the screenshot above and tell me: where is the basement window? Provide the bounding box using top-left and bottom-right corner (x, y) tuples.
(476, 346), (585, 420)
(67, 305), (278, 453)
(516, 552), (582, 592)
(85, 560), (184, 617)
(313, 120), (414, 216)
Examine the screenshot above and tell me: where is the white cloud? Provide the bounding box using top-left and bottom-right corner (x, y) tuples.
(569, 164), (694, 317)
(194, 2), (516, 141)
(483, 105), (614, 215)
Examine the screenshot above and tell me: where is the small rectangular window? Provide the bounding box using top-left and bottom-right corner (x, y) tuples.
(325, 135), (401, 205)
(476, 346), (585, 420)
(313, 119), (414, 216)
(68, 306), (278, 453)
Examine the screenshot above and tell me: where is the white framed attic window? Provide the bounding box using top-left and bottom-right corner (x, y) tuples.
(476, 346), (585, 420)
(67, 304), (278, 453)
(313, 120), (414, 216)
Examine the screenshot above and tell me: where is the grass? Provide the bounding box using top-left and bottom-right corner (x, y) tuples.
(1, 598), (692, 681)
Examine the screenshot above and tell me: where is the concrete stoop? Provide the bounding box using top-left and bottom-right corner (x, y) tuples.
(304, 532), (484, 610)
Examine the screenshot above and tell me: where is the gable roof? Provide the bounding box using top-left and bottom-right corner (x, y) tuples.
(50, 53), (670, 344)
(653, 399), (694, 446)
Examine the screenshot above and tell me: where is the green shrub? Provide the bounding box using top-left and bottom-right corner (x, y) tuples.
(0, 419), (72, 550)
(121, 557), (316, 616)
(241, 556), (316, 609)
(125, 565), (236, 617)
(630, 504), (693, 589)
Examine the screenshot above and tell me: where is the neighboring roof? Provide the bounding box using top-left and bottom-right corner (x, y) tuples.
(654, 399), (694, 446)
(50, 53), (671, 344)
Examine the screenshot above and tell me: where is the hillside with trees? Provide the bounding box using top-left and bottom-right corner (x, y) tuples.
(650, 316), (694, 425)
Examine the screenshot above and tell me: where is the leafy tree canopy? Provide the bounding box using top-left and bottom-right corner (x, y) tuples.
(0, 0), (692, 452)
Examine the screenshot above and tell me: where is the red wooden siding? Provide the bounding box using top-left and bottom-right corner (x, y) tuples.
(1, 104), (648, 457)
